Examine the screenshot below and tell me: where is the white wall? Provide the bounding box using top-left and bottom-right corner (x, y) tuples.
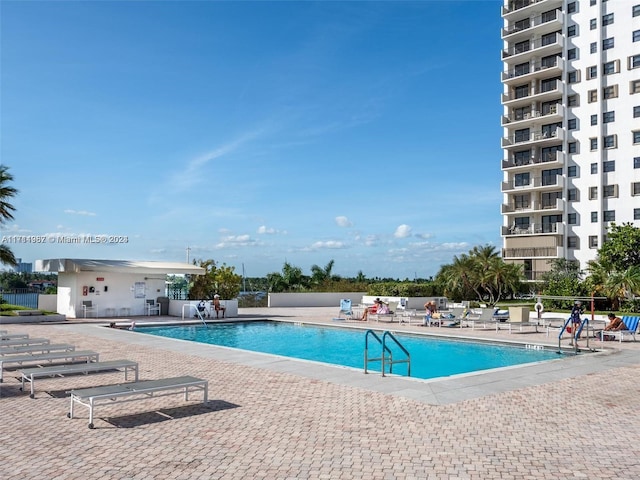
(58, 271), (167, 318)
(268, 292), (366, 307)
(38, 294), (57, 312)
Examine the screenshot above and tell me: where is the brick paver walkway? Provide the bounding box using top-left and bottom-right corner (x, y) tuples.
(1, 308), (638, 479)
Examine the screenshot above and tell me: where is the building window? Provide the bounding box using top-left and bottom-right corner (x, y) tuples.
(603, 184), (618, 197)
(603, 38), (614, 50)
(634, 182), (640, 196)
(635, 208), (640, 220)
(590, 0), (596, 6)
(603, 60), (618, 75)
(569, 142), (577, 154)
(590, 138), (598, 150)
(634, 30), (640, 42)
(589, 236), (598, 249)
(591, 163), (598, 174)
(603, 111), (615, 123)
(635, 5), (640, 17)
(568, 118), (577, 129)
(590, 18), (597, 30)
(568, 2), (577, 14)
(591, 211), (598, 222)
(568, 94), (579, 107)
(568, 213), (577, 225)
(603, 210), (615, 222)
(588, 89), (597, 102)
(514, 172), (530, 187)
(590, 115), (597, 126)
(568, 48), (577, 60)
(635, 157), (640, 168)
(632, 80), (640, 94)
(603, 85), (618, 98)
(630, 55), (640, 69)
(568, 236), (579, 249)
(602, 13), (614, 26)
(568, 71), (579, 83)
(589, 186), (598, 200)
(568, 188), (578, 201)
(634, 131), (640, 144)
(634, 106), (640, 117)
(604, 134), (616, 148)
(568, 25), (577, 37)
(590, 42), (597, 53)
(568, 165), (577, 177)
(515, 84), (529, 99)
(603, 160), (615, 172)
(587, 65), (597, 79)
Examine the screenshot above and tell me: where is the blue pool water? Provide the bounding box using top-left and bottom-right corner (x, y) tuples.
(137, 321), (561, 380)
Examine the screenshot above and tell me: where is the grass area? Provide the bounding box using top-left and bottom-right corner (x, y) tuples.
(0, 304), (56, 316)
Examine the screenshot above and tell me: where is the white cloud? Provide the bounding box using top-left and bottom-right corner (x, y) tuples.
(64, 209), (96, 216)
(335, 216), (353, 227)
(310, 240), (346, 249)
(394, 224), (412, 238)
(257, 225), (277, 234)
(364, 235), (378, 246)
(214, 234), (258, 248)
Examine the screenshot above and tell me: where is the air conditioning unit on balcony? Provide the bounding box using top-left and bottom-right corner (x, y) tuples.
(549, 105), (557, 114)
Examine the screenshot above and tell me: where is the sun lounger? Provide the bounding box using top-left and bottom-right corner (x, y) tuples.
(464, 309), (501, 330)
(0, 337), (50, 347)
(0, 333), (29, 340)
(67, 375), (208, 429)
(0, 350), (99, 382)
(600, 316), (640, 343)
(0, 343), (76, 356)
(20, 359), (139, 398)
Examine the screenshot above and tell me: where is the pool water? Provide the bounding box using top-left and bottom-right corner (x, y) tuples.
(137, 321), (561, 380)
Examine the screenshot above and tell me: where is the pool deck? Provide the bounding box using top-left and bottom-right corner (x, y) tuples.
(1, 307), (639, 479)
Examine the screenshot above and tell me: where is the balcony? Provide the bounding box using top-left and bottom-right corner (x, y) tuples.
(502, 147), (565, 170)
(501, 197), (564, 214)
(501, 104), (564, 126)
(502, 34), (563, 65)
(502, 9), (563, 39)
(502, 58), (564, 84)
(502, 246), (561, 259)
(502, 127), (564, 149)
(502, 0), (562, 20)
(501, 174), (565, 193)
(502, 81), (564, 107)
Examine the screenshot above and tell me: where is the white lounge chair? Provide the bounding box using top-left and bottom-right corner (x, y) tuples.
(336, 299), (353, 320)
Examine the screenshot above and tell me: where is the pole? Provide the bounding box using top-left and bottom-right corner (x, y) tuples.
(186, 246), (191, 264)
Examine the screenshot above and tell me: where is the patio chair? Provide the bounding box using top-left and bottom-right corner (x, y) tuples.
(336, 299), (353, 320)
(145, 299), (160, 316)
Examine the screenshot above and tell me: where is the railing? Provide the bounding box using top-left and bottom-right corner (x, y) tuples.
(502, 9), (560, 36)
(502, 105), (559, 124)
(181, 303), (208, 327)
(0, 289), (39, 309)
(503, 57), (563, 81)
(502, 246), (559, 258)
(502, 34), (560, 58)
(502, 128), (562, 147)
(364, 330), (410, 377)
(503, 0), (547, 15)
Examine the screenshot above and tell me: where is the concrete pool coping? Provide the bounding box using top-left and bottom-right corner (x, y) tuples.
(54, 306), (640, 405)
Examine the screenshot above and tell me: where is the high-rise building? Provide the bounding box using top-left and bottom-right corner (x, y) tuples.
(501, 0), (640, 281)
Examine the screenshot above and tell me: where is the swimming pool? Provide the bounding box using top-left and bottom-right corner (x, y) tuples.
(137, 321), (562, 380)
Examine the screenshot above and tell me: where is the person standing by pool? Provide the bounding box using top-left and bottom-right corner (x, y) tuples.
(569, 300), (584, 345)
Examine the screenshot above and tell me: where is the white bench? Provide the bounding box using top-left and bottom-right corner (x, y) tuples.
(20, 359), (139, 398)
(0, 350), (99, 382)
(0, 343), (76, 356)
(67, 375), (209, 429)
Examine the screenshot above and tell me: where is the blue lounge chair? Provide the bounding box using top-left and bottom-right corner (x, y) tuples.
(600, 316), (639, 343)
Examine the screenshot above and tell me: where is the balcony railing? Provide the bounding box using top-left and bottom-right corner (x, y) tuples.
(502, 9), (561, 37)
(502, 34), (561, 59)
(501, 197), (564, 213)
(502, 246), (559, 258)
(502, 58), (564, 82)
(502, 128), (561, 147)
(502, 0), (547, 16)
(502, 81), (563, 104)
(502, 174), (565, 191)
(502, 222), (564, 236)
(502, 104), (560, 124)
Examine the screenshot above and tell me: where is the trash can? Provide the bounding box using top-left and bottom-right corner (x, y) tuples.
(156, 296), (170, 315)
(508, 306), (530, 323)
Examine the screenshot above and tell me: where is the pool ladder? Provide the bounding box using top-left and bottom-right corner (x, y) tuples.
(364, 330), (411, 377)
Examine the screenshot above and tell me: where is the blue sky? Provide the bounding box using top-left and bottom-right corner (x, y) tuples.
(1, 0), (504, 279)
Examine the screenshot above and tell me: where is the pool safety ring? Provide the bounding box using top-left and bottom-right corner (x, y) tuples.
(534, 302), (544, 313)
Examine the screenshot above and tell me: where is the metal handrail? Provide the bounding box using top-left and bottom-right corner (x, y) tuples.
(181, 303), (208, 327)
(557, 317), (591, 354)
(364, 330), (392, 375)
(381, 331), (411, 377)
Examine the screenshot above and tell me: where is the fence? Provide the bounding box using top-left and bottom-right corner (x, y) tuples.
(0, 289), (39, 309)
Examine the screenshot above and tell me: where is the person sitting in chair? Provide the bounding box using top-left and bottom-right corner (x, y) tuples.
(361, 298), (381, 322)
(213, 294), (226, 319)
(196, 300), (207, 318)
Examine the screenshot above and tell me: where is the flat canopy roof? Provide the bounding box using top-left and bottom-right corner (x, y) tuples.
(35, 258), (205, 275)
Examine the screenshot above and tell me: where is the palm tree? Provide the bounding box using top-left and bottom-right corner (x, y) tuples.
(0, 166), (18, 267)
(310, 260), (335, 285)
